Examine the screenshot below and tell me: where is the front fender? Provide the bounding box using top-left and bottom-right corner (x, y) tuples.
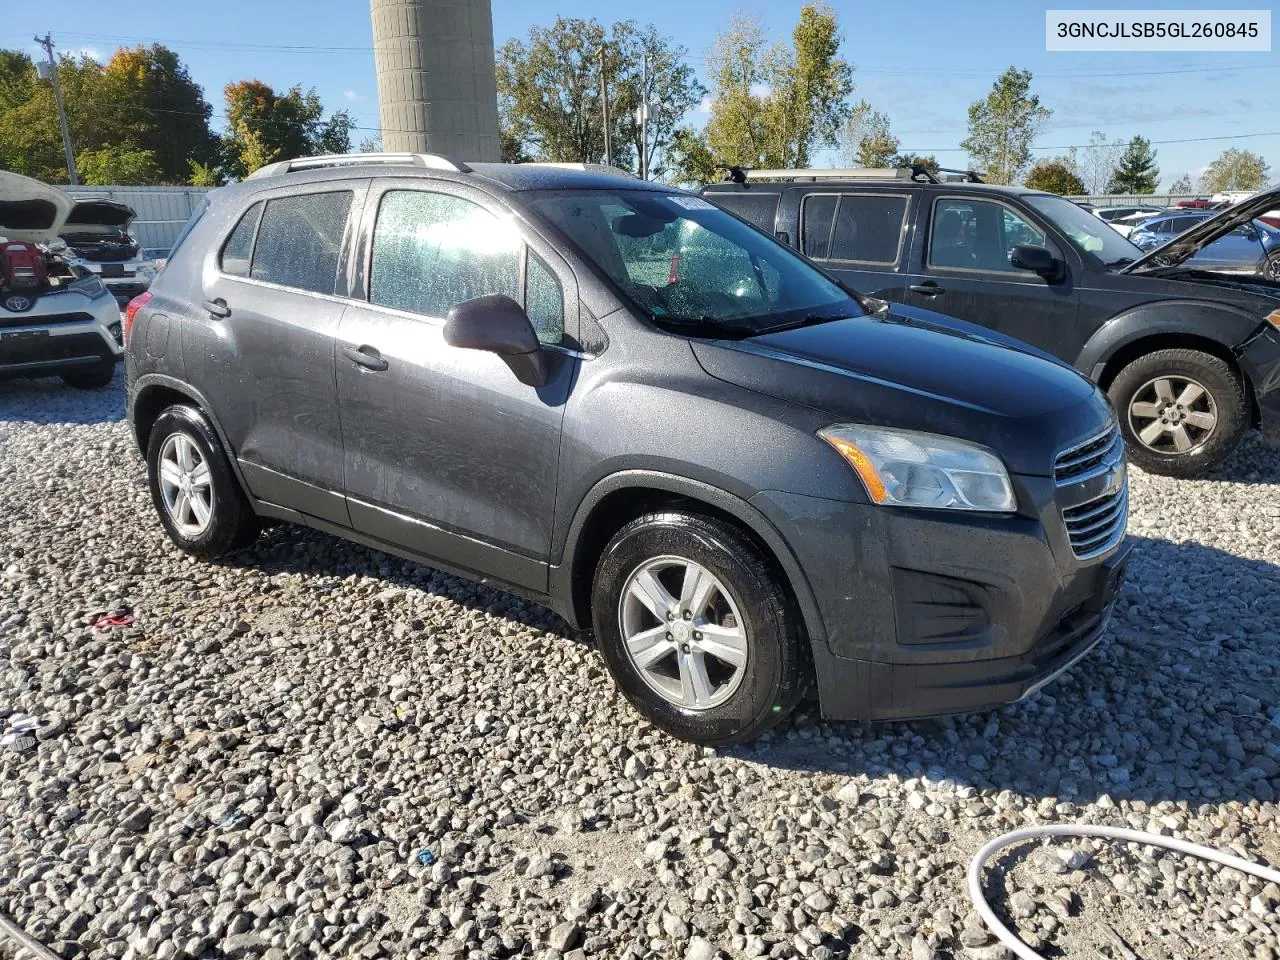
(1077, 300), (1264, 381)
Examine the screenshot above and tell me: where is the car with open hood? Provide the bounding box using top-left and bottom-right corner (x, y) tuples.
(0, 171), (122, 388)
(55, 197), (158, 307)
(125, 153), (1129, 745)
(1128, 208), (1280, 272)
(702, 171), (1280, 477)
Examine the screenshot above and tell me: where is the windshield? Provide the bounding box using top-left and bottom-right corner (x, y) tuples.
(529, 190), (862, 336)
(1025, 194), (1143, 267)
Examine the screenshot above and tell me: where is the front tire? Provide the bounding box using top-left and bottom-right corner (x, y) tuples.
(591, 512), (807, 745)
(146, 405), (259, 559)
(62, 362), (116, 389)
(1108, 348), (1247, 478)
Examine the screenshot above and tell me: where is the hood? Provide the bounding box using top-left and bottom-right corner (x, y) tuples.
(63, 198), (134, 235)
(0, 170), (75, 245)
(690, 306), (1112, 477)
(1124, 182), (1280, 273)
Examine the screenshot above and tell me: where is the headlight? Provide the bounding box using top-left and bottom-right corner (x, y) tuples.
(819, 424), (1017, 512)
(1267, 309), (1280, 331)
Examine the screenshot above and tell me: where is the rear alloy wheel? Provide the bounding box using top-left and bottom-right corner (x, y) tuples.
(146, 405), (260, 559)
(1108, 348), (1247, 478)
(592, 512), (807, 745)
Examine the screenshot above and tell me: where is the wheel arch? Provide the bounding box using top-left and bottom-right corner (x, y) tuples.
(552, 471), (829, 656)
(130, 374), (250, 476)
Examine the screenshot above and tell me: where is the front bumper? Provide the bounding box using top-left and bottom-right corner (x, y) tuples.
(1239, 325), (1280, 446)
(751, 476), (1130, 722)
(0, 303), (122, 381)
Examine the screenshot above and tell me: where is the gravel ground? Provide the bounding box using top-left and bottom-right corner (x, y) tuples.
(2, 371), (1278, 960)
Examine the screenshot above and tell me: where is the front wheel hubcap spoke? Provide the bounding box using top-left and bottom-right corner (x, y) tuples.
(695, 622), (748, 667)
(1138, 420), (1166, 445)
(628, 570), (676, 621)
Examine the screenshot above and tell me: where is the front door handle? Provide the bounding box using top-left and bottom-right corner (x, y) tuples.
(908, 282), (944, 297)
(343, 344), (389, 372)
(203, 298), (230, 319)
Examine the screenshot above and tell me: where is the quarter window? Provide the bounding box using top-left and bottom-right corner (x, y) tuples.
(249, 192), (352, 295)
(525, 252), (564, 344)
(220, 201), (263, 278)
(828, 195), (908, 263)
(801, 195), (838, 259)
(371, 191), (520, 320)
(929, 199), (1046, 273)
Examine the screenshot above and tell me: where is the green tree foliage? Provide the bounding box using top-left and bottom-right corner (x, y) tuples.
(891, 153), (940, 177)
(1025, 158), (1085, 195)
(1200, 149), (1271, 193)
(0, 52), (107, 182)
(188, 159), (220, 187)
(699, 5), (853, 172)
(77, 147), (163, 186)
(1108, 136), (1159, 194)
(961, 67), (1050, 185)
(221, 80), (352, 178)
(667, 126), (719, 185)
(496, 18), (703, 177)
(1168, 173), (1194, 195)
(840, 101), (898, 167)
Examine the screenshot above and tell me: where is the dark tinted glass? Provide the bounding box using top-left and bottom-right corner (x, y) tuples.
(709, 191), (780, 231)
(220, 201), (262, 277)
(250, 192), (352, 295)
(828, 195), (908, 263)
(801, 195), (837, 258)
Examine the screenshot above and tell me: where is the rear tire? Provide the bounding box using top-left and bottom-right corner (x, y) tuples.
(591, 512), (807, 745)
(62, 362), (116, 389)
(1266, 250), (1280, 281)
(146, 405), (259, 559)
(1107, 348), (1247, 478)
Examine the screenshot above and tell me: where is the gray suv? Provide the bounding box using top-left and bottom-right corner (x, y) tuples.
(125, 154), (1129, 744)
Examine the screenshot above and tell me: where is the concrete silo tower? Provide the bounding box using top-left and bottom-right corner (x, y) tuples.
(370, 0), (501, 161)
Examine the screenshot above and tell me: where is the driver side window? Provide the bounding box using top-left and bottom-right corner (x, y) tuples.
(929, 199), (1045, 274)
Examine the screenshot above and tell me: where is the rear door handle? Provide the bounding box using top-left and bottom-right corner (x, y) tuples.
(203, 298), (230, 319)
(343, 344), (389, 372)
(908, 282), (944, 297)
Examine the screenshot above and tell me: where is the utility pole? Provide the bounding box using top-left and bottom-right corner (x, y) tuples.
(34, 34), (77, 186)
(639, 53), (648, 180)
(599, 46), (611, 167)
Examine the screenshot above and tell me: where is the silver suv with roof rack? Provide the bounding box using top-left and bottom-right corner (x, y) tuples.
(702, 168), (1280, 477)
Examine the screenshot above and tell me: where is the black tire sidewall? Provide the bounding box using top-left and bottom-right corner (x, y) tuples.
(591, 513), (802, 745)
(1108, 349), (1246, 478)
(146, 405), (255, 558)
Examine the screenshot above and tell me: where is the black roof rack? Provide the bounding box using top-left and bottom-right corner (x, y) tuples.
(714, 164), (985, 185)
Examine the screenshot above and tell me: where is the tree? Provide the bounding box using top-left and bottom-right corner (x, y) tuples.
(1068, 131), (1123, 195)
(701, 14), (768, 169)
(960, 67), (1050, 185)
(839, 101), (898, 167)
(613, 22), (704, 180)
(1200, 149), (1271, 192)
(891, 153), (940, 177)
(77, 147), (163, 186)
(188, 159), (220, 187)
(0, 52), (112, 182)
(221, 81), (350, 179)
(1108, 136), (1159, 194)
(1168, 173), (1194, 195)
(1025, 158), (1085, 195)
(667, 126), (719, 184)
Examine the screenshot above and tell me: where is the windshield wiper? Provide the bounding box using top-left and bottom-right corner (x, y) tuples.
(654, 315), (761, 339)
(1106, 257), (1135, 269)
(760, 312), (858, 334)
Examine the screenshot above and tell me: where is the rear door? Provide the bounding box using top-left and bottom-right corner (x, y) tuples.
(334, 179), (578, 592)
(191, 185), (364, 525)
(900, 194), (1081, 359)
(797, 190), (913, 301)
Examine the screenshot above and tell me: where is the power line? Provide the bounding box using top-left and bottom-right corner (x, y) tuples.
(899, 130), (1280, 155)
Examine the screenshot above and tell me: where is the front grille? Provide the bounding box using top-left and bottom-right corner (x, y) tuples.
(1054, 422), (1123, 484)
(0, 310), (94, 330)
(1062, 486), (1128, 559)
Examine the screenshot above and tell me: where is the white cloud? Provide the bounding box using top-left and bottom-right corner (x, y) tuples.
(69, 46), (104, 62)
(698, 95), (712, 114)
(344, 90), (362, 102)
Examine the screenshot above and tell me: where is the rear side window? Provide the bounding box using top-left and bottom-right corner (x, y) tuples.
(250, 192), (352, 295)
(707, 191), (779, 232)
(220, 202), (263, 277)
(370, 190), (520, 320)
(801, 195), (838, 258)
(828, 194), (909, 263)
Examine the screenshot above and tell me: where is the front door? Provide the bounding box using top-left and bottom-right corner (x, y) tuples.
(901, 196), (1081, 360)
(193, 187), (361, 525)
(335, 182), (578, 593)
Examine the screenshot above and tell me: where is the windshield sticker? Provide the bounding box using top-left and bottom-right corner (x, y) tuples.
(668, 196), (716, 211)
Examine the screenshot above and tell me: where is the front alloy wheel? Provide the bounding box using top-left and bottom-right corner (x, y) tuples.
(1127, 375), (1217, 455)
(619, 556), (749, 711)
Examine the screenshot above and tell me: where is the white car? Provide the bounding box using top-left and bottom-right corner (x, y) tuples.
(1, 171), (123, 388)
(1091, 205), (1166, 237)
(56, 198), (159, 308)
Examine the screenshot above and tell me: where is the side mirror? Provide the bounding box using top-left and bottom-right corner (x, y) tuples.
(444, 294), (548, 387)
(1009, 243), (1062, 280)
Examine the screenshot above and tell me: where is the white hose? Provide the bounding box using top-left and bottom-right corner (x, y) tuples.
(968, 824), (1280, 960)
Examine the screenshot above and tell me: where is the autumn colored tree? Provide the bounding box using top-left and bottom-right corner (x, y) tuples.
(221, 80), (352, 178)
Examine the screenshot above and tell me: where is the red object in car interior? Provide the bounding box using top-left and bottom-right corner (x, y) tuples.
(124, 291), (152, 346)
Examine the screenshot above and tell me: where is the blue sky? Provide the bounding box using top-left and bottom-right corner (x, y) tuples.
(6, 0), (1278, 189)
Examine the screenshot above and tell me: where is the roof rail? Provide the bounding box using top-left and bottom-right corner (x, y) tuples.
(738, 167), (918, 183)
(520, 162), (639, 179)
(247, 153), (473, 180)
